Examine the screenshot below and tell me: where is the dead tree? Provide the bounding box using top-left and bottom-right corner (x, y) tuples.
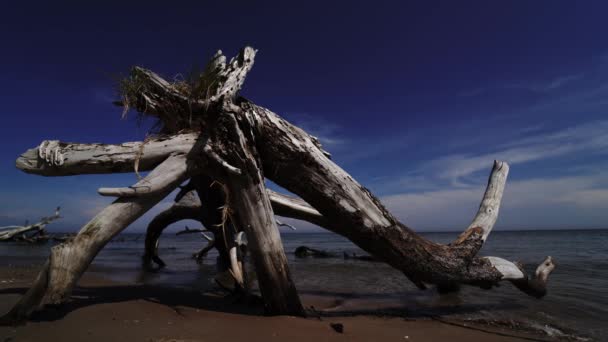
(2, 47), (555, 324)
(0, 207), (61, 242)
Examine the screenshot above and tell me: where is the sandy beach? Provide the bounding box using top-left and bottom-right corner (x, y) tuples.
(0, 264), (550, 342)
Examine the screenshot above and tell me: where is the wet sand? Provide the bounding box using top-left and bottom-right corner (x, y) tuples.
(0, 264), (547, 342)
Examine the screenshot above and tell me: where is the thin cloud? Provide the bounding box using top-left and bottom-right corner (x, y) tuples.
(459, 73), (584, 97)
(402, 120), (608, 187)
(520, 73), (584, 92)
(383, 172), (608, 231)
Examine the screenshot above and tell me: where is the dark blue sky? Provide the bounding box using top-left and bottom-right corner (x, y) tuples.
(1, 1), (607, 232)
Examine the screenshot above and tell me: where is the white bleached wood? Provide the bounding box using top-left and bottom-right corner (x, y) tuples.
(207, 47), (257, 102)
(535, 256), (555, 282)
(17, 133), (198, 176)
(6, 45), (558, 321)
(248, 102), (550, 292)
(275, 219), (296, 231)
(216, 113), (303, 315)
(228, 246), (245, 287)
(97, 153), (189, 197)
(16, 136), (327, 228)
(267, 189), (326, 228)
(201, 231), (214, 242)
(202, 145), (242, 176)
(457, 160), (509, 242)
(2, 154), (187, 322)
(483, 257), (525, 280)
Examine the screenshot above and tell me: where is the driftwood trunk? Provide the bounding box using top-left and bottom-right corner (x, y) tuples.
(2, 153), (188, 323)
(209, 111), (304, 315)
(3, 46), (555, 324)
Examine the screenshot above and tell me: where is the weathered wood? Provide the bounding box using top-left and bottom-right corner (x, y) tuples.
(13, 76), (551, 296)
(0, 207), (61, 241)
(1, 154), (188, 323)
(16, 133), (197, 176)
(6, 47), (556, 325)
(16, 135), (325, 224)
(201, 111), (304, 315)
(118, 47), (257, 133)
(267, 189), (326, 228)
(456, 160), (508, 244)
(228, 232), (246, 288)
(113, 49), (521, 292)
(500, 256), (555, 298)
(98, 152), (191, 197)
(17, 136), (324, 222)
(275, 218), (296, 231)
(142, 187), (319, 268)
(142, 190), (202, 268)
(245, 101), (552, 292)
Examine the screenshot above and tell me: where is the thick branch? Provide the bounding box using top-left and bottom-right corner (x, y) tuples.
(143, 190), (202, 268)
(18, 135), (324, 223)
(118, 47), (257, 133)
(202, 111), (304, 315)
(16, 133), (197, 176)
(98, 153), (190, 197)
(246, 101), (553, 295)
(487, 256), (555, 298)
(142, 186), (323, 269)
(454, 160), (509, 247)
(10, 46), (555, 310)
(2, 154), (187, 323)
(203, 47), (257, 102)
(267, 189), (326, 228)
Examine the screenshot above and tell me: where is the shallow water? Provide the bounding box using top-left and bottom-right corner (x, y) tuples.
(1, 229), (607, 340)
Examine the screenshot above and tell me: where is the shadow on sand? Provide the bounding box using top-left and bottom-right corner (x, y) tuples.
(0, 284), (526, 324)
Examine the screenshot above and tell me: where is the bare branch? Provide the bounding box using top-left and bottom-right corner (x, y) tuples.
(143, 190), (203, 268)
(486, 256), (555, 298)
(207, 46), (257, 102)
(16, 133), (198, 176)
(275, 218), (296, 231)
(202, 144), (242, 176)
(98, 153), (189, 197)
(267, 189), (327, 228)
(454, 160), (509, 246)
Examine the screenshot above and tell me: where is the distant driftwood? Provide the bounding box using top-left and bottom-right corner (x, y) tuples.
(0, 207), (61, 243)
(2, 47), (555, 324)
(295, 246), (379, 262)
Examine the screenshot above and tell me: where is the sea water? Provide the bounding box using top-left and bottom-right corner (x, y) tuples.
(1, 229), (607, 340)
